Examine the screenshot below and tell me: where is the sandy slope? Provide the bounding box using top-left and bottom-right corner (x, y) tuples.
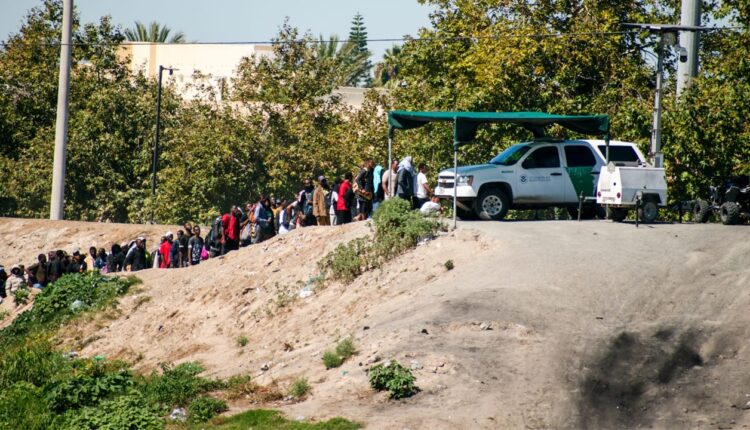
(1, 217), (749, 429)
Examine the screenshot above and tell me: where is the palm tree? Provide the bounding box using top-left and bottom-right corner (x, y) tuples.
(316, 35), (369, 87)
(124, 21), (186, 43)
(373, 45), (402, 87)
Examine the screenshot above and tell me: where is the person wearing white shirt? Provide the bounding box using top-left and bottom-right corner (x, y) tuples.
(420, 196), (443, 216)
(416, 163), (431, 208)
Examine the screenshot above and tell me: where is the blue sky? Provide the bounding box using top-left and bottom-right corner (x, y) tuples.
(0, 0), (435, 60)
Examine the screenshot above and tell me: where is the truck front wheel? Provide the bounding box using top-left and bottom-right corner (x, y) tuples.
(475, 188), (510, 220)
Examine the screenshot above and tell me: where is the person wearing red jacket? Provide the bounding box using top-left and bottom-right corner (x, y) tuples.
(336, 172), (354, 224)
(221, 206), (241, 254)
(159, 232), (173, 269)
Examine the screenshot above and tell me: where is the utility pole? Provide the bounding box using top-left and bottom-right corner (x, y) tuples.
(150, 65), (175, 223)
(676, 0), (701, 97)
(50, 0), (73, 220)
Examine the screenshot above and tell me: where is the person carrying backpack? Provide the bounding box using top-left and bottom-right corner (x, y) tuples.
(188, 226), (205, 265)
(397, 156), (415, 205)
(207, 216), (223, 258)
(297, 179), (316, 227)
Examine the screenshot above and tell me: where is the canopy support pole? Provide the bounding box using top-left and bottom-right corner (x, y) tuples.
(387, 127), (394, 174)
(453, 148), (458, 230)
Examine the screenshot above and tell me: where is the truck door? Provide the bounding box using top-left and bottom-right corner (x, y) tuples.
(562, 144), (599, 203)
(515, 145), (565, 203)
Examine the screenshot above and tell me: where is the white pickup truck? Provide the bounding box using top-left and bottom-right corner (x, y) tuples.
(434, 138), (663, 221)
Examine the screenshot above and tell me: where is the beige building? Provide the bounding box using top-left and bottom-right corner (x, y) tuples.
(119, 43), (274, 100)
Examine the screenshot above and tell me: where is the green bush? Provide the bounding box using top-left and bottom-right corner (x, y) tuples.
(0, 382), (53, 430)
(56, 393), (162, 430)
(46, 359), (134, 412)
(140, 361), (224, 410)
(335, 337), (356, 360)
(0, 273), (138, 349)
(318, 199), (441, 283)
(236, 335), (249, 347)
(13, 286), (30, 306)
(444, 259), (455, 270)
(368, 361), (418, 399)
(188, 396), (228, 423)
(322, 351), (343, 369)
(0, 338), (68, 390)
(288, 377), (311, 399)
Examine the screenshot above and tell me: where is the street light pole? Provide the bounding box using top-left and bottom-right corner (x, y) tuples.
(150, 65), (174, 223)
(50, 0), (73, 220)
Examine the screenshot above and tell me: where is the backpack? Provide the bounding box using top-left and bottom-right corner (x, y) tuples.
(303, 190), (314, 217)
(324, 190), (333, 211)
(208, 217), (223, 248)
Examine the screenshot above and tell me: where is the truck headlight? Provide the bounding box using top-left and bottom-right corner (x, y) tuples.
(457, 175), (473, 186)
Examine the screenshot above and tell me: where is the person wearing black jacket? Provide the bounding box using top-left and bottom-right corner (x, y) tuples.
(125, 238), (147, 271)
(107, 243), (126, 273)
(355, 159), (374, 221)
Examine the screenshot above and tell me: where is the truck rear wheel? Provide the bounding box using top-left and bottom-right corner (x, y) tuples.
(720, 202), (740, 225)
(475, 188), (510, 221)
(638, 201), (659, 223)
(692, 199), (710, 223)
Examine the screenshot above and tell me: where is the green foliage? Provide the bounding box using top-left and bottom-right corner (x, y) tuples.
(368, 361), (418, 399)
(46, 359), (134, 412)
(335, 337), (356, 360)
(124, 20), (185, 43)
(190, 409), (360, 430)
(140, 361), (224, 411)
(57, 393), (162, 430)
(318, 198), (441, 282)
(322, 350), (344, 369)
(13, 285), (30, 305)
(0, 273), (137, 349)
(236, 335), (249, 347)
(444, 259), (455, 271)
(288, 377), (311, 399)
(0, 338), (68, 390)
(0, 382), (53, 430)
(188, 396), (228, 423)
(0, 309), (9, 320)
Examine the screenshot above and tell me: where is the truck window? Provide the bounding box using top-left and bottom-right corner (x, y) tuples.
(597, 145), (640, 163)
(489, 144), (531, 166)
(564, 145), (596, 167)
(521, 146), (560, 169)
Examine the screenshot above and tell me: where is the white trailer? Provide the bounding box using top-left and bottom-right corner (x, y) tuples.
(596, 163), (668, 223)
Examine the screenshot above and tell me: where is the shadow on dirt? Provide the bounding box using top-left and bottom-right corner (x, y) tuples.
(578, 328), (706, 429)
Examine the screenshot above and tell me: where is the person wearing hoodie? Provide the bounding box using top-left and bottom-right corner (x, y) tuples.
(372, 163), (384, 213)
(397, 156), (415, 207)
(159, 233), (173, 269)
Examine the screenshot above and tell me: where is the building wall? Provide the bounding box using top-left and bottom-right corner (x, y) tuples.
(119, 43), (274, 100)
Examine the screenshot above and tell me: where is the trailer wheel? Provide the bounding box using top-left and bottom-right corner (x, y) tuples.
(475, 188), (510, 220)
(638, 201), (658, 223)
(567, 207), (596, 220)
(692, 199), (710, 223)
(720, 202), (740, 225)
(607, 207), (628, 222)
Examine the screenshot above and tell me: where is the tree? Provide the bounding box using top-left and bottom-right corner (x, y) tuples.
(316, 35), (370, 88)
(373, 44), (402, 87)
(124, 21), (185, 43)
(347, 12), (373, 87)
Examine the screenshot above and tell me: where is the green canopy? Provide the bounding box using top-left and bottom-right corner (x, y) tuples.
(387, 110), (610, 148)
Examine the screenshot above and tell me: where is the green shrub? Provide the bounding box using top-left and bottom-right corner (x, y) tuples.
(0, 309), (9, 320)
(0, 338), (68, 390)
(140, 361), (224, 410)
(0, 382), (53, 430)
(13, 286), (30, 306)
(0, 273), (138, 349)
(444, 259), (454, 270)
(197, 409), (361, 429)
(188, 395), (228, 423)
(56, 394), (162, 430)
(46, 359), (134, 412)
(322, 351), (343, 369)
(335, 337), (356, 360)
(318, 198), (441, 283)
(236, 335), (249, 347)
(289, 377), (311, 399)
(368, 361), (418, 399)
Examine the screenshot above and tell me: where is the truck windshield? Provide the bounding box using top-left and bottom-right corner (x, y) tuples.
(489, 144), (531, 166)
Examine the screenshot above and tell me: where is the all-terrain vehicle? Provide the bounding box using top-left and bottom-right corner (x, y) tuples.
(693, 175), (750, 225)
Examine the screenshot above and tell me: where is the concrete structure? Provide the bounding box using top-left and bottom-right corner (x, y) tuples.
(119, 43), (274, 100)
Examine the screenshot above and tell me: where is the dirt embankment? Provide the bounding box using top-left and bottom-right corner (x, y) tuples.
(1, 217), (749, 429)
